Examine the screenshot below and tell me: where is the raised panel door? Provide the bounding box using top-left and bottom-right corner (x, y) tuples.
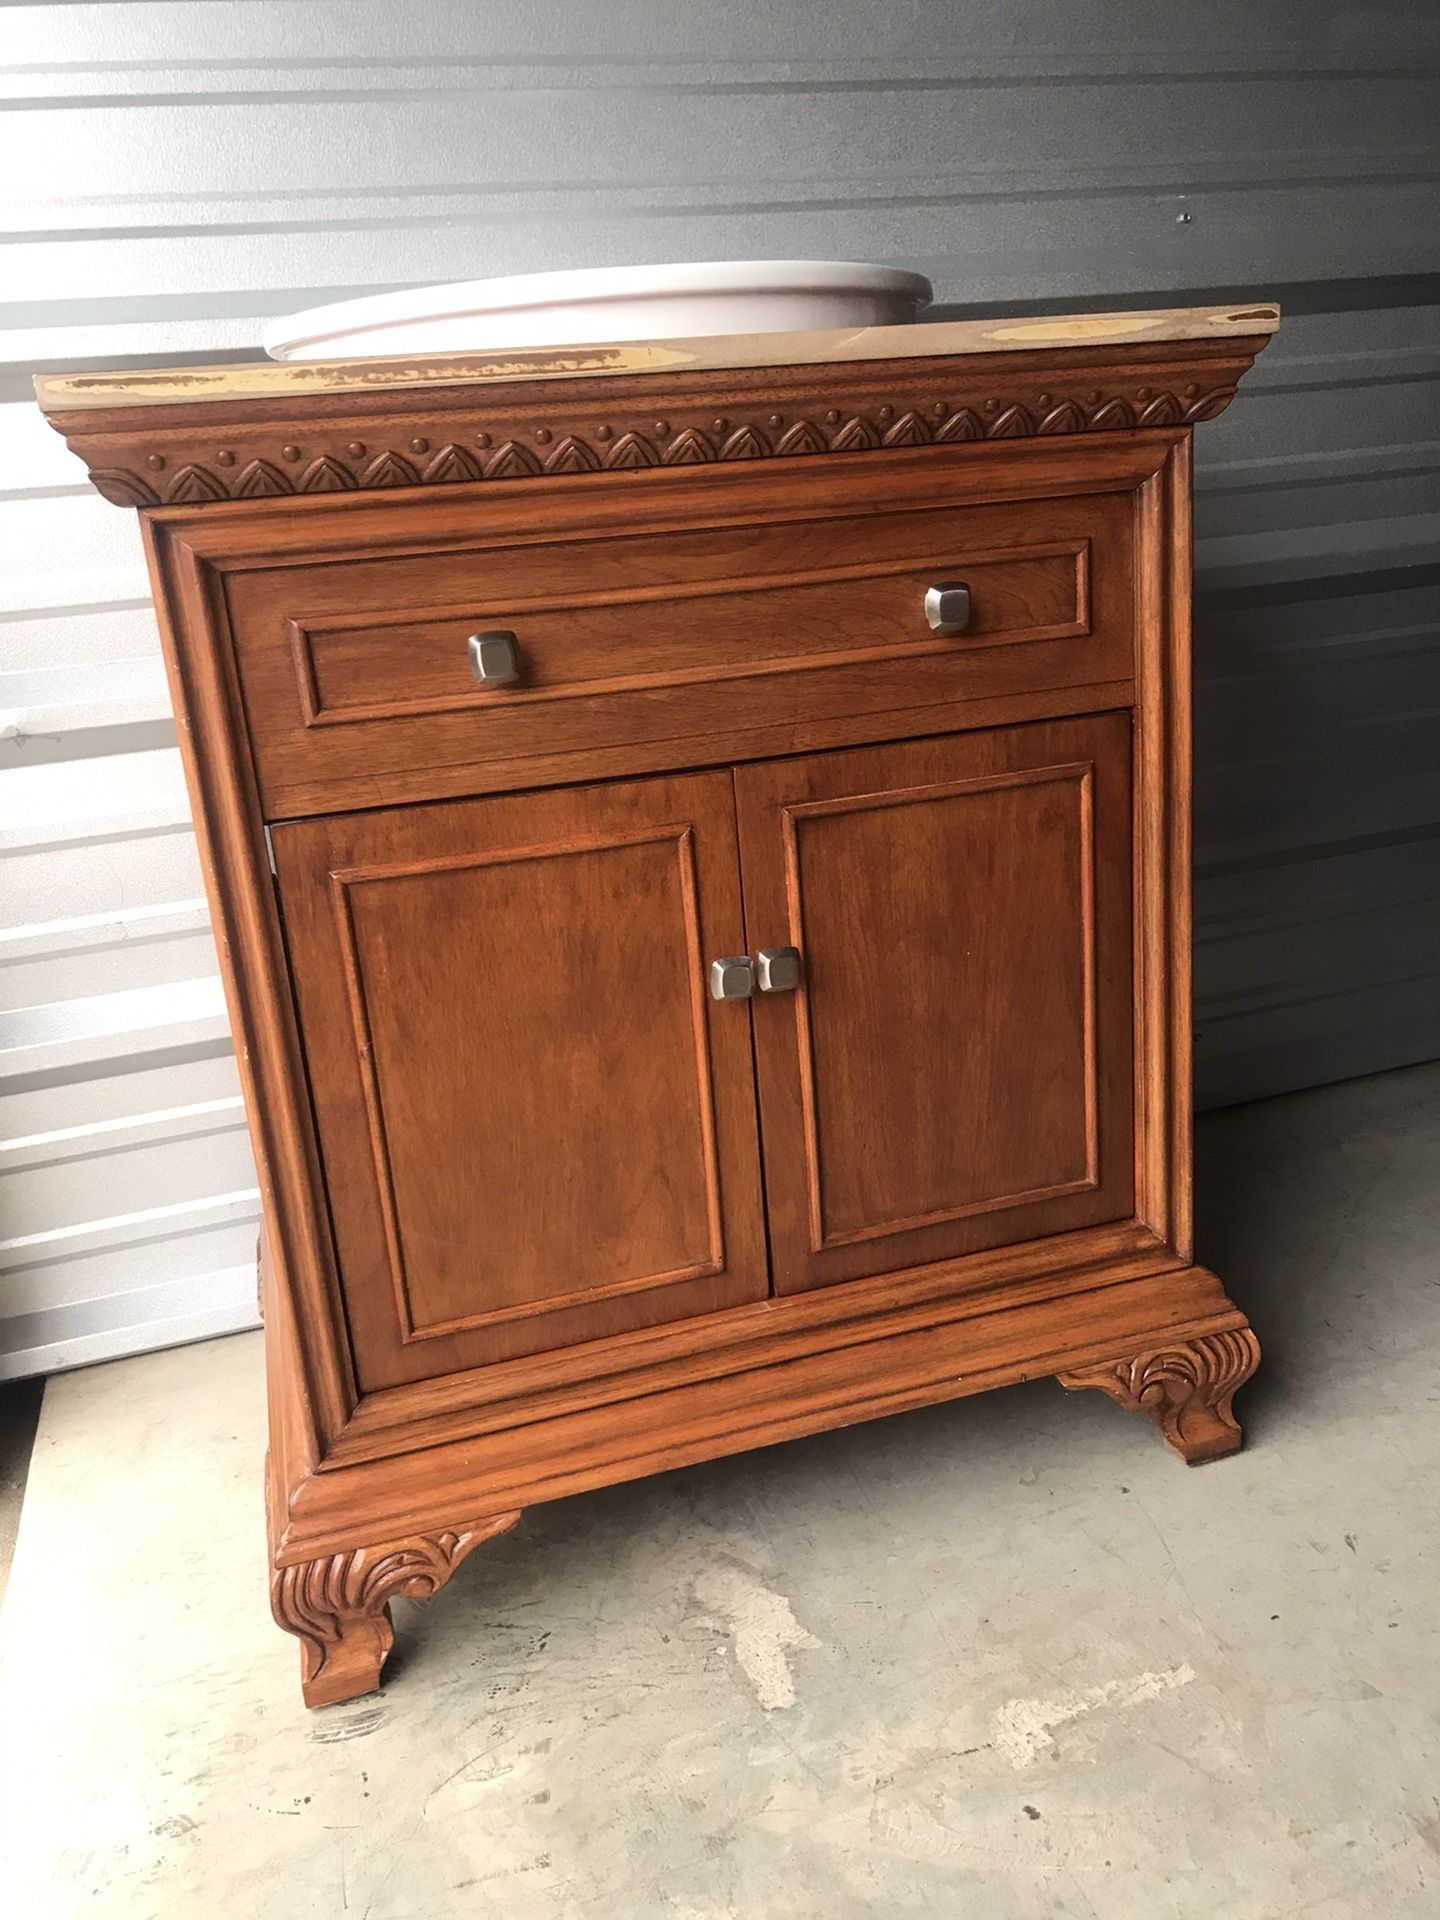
(734, 714), (1135, 1293)
(272, 769), (768, 1389)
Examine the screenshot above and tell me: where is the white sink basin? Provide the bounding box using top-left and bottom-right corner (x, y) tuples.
(262, 260), (933, 362)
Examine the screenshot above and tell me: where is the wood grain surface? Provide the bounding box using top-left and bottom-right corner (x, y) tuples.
(272, 770), (768, 1388)
(736, 714), (1134, 1291)
(225, 487), (1127, 817)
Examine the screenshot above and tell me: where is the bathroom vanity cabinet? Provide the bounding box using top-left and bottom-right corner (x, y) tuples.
(38, 304), (1276, 1705)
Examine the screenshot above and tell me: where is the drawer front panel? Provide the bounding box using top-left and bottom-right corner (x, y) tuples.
(227, 489), (1134, 815)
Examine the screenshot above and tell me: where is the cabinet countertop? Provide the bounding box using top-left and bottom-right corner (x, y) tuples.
(34, 303), (1278, 416)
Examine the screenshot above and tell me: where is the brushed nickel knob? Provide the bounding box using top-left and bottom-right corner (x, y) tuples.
(468, 630), (521, 684)
(756, 946), (802, 993)
(709, 956), (755, 1001)
(924, 583), (972, 635)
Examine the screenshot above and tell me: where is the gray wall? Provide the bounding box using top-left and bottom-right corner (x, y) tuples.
(3, 2), (1438, 1373)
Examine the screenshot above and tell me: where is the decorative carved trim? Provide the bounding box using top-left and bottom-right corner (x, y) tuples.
(270, 1511), (521, 1707)
(90, 467), (162, 507)
(67, 382), (1242, 508)
(1058, 1326), (1260, 1465)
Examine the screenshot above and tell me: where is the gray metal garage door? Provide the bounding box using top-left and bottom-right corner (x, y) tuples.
(3, 1), (1437, 1373)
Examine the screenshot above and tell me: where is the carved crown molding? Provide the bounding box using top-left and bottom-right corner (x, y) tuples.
(43, 334), (1270, 510)
(83, 386), (1238, 509)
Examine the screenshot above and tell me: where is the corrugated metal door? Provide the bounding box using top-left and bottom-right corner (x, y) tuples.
(3, 2), (1437, 1373)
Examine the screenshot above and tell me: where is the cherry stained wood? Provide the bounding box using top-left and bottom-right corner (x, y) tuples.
(1059, 1326), (1262, 1465)
(325, 1218), (1176, 1469)
(735, 714), (1134, 1292)
(267, 1250), (1251, 1563)
(140, 431), (1174, 1480)
(225, 488), (1132, 817)
(262, 1268), (1258, 1706)
(46, 318), (1274, 1706)
(270, 1510), (521, 1708)
(271, 768), (768, 1388)
(145, 432), (1166, 818)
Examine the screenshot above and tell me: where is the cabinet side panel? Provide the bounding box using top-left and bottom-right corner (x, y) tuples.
(1132, 434), (1194, 1257)
(141, 521), (357, 1473)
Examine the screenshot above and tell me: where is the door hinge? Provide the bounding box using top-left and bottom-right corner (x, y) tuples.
(262, 824), (277, 876)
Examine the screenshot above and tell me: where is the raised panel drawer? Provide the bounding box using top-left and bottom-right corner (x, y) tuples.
(226, 488), (1134, 817)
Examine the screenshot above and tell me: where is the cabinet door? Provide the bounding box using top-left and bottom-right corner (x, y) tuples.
(734, 714), (1134, 1294)
(272, 770), (768, 1390)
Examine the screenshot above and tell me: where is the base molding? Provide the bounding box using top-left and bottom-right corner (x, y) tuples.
(269, 1512), (521, 1707)
(265, 1257), (1259, 1706)
(1058, 1315), (1261, 1463)
(272, 1259), (1253, 1557)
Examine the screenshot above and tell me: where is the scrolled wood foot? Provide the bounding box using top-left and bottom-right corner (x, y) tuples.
(270, 1512), (521, 1707)
(1058, 1326), (1260, 1465)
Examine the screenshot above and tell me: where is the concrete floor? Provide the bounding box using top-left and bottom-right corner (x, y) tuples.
(1, 1061), (1437, 1919)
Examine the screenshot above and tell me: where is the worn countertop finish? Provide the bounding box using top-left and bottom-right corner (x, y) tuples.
(32, 302), (1279, 511)
(34, 302), (1279, 414)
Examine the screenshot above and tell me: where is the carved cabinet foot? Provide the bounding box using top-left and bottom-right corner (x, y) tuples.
(270, 1513), (521, 1707)
(1058, 1326), (1261, 1465)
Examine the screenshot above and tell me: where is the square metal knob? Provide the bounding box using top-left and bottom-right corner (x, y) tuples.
(756, 946), (802, 993)
(709, 956), (755, 1001)
(923, 582), (972, 635)
(468, 630), (521, 685)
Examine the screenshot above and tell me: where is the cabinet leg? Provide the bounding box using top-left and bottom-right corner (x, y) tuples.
(1057, 1324), (1260, 1465)
(270, 1513), (521, 1707)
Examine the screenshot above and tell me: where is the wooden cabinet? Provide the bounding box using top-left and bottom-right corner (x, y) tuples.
(39, 302), (1276, 1707)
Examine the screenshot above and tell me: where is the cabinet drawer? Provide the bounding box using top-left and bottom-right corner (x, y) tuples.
(226, 489), (1134, 816)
